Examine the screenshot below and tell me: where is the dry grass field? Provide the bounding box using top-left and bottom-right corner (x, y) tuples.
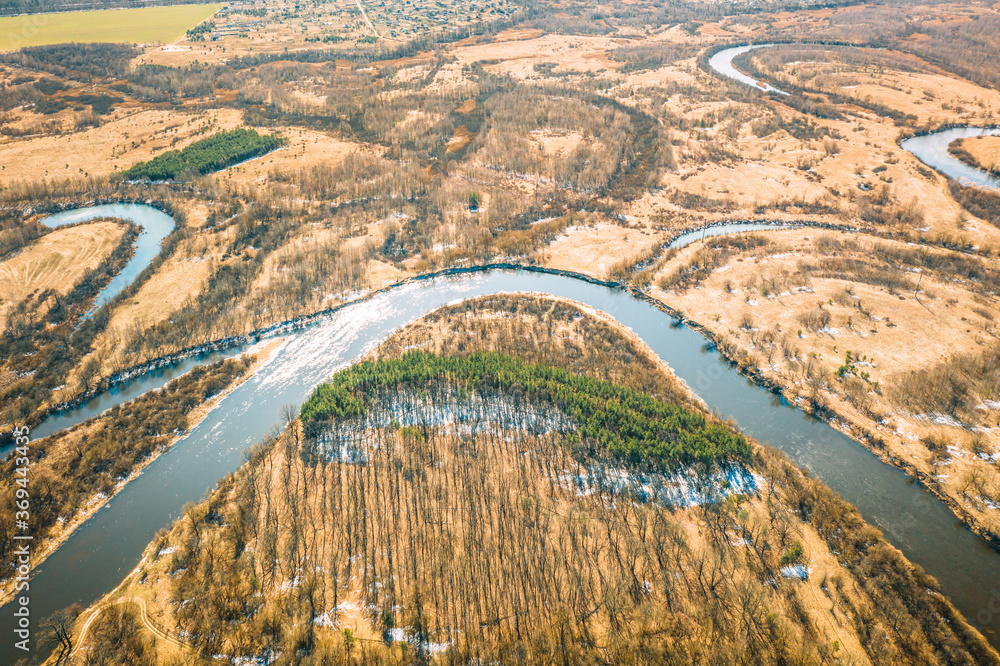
(0, 221), (123, 327)
(449, 32), (620, 80)
(651, 228), (1000, 540)
(0, 108), (244, 183)
(541, 218), (663, 277)
(210, 126), (360, 187)
(953, 135), (1000, 176)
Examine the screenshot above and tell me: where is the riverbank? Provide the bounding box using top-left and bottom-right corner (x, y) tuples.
(33, 259), (1000, 555)
(950, 136), (1000, 181)
(66, 294), (996, 663)
(6, 266), (1000, 662)
(685, 310), (1000, 552)
(67, 292), (998, 664)
(646, 241), (1000, 556)
(0, 338), (284, 609)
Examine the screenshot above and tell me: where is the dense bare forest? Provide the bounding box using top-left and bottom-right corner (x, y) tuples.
(96, 298), (995, 665)
(5, 0), (1000, 660)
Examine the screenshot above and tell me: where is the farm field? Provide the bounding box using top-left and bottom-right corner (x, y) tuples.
(0, 3), (220, 51)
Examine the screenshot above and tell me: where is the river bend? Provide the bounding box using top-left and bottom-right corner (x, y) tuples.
(708, 44), (1000, 191)
(2, 268), (998, 661)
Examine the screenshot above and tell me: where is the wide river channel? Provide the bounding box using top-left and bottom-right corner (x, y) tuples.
(3, 267), (999, 661)
(6, 79), (1000, 656)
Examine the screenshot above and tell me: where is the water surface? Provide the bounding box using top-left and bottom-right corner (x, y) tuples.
(668, 222), (797, 250)
(2, 269), (998, 663)
(30, 348), (238, 441)
(901, 127), (1000, 192)
(40, 204), (176, 313)
(707, 44), (789, 95)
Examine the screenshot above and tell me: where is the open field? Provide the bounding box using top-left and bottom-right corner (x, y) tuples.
(748, 46), (1000, 125)
(0, 108), (244, 183)
(651, 227), (1000, 542)
(99, 250), (212, 335)
(448, 32), (621, 81)
(211, 127), (360, 187)
(0, 4), (221, 52)
(542, 218), (664, 278)
(0, 221), (123, 326)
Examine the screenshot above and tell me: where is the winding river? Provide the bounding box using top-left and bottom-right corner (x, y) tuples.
(3, 267), (1000, 661)
(6, 76), (1000, 655)
(902, 127), (1000, 192)
(31, 221), (803, 440)
(0, 205), (180, 452)
(707, 44), (789, 95)
(667, 221), (797, 250)
(40, 204), (176, 314)
(709, 44), (1000, 191)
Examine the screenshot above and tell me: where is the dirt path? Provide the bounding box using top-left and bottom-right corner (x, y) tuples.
(355, 0), (379, 38)
(72, 596), (189, 658)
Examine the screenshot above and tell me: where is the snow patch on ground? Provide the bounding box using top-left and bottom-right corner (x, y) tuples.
(923, 413), (965, 428)
(314, 387), (574, 462)
(780, 564), (810, 580)
(557, 464), (760, 508)
(232, 655), (279, 666)
(279, 577), (302, 591)
(313, 612), (337, 628)
(386, 628), (450, 654)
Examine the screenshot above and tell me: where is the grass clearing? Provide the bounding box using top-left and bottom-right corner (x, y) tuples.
(0, 221), (123, 327)
(0, 4), (221, 52)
